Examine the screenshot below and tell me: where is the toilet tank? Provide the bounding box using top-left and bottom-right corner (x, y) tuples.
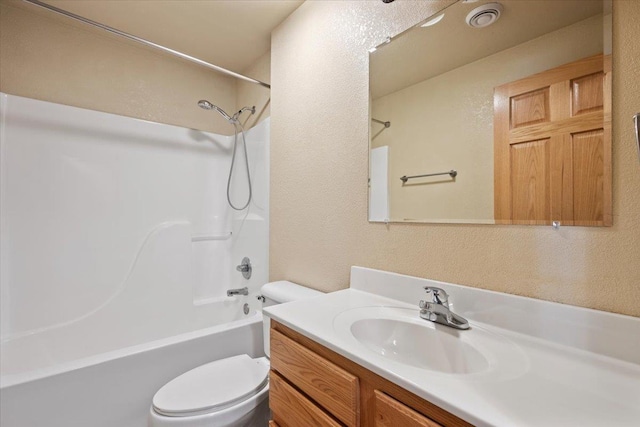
(261, 281), (323, 358)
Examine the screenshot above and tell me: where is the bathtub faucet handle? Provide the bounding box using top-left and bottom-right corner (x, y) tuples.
(236, 257), (252, 279)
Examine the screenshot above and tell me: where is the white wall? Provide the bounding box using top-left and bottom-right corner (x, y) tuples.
(0, 93), (269, 349)
(230, 118), (271, 314)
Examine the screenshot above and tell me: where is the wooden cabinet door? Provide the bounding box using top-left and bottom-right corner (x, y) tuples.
(374, 390), (443, 427)
(270, 329), (359, 426)
(270, 371), (343, 427)
(494, 54), (611, 226)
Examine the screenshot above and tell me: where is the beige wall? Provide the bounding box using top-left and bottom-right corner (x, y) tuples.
(372, 15), (604, 222)
(236, 51), (271, 130)
(0, 0), (240, 135)
(271, 0), (640, 317)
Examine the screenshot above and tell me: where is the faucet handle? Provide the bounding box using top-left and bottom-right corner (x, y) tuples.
(424, 286), (449, 306)
(418, 300), (438, 322)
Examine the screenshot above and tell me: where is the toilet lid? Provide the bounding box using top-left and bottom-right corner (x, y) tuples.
(152, 355), (269, 417)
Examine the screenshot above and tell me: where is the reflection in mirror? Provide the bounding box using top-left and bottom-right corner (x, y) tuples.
(369, 0), (612, 226)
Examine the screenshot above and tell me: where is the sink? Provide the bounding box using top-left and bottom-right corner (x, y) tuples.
(333, 306), (528, 377)
(350, 317), (488, 374)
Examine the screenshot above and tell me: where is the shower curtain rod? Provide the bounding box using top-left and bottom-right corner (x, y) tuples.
(23, 0), (271, 89)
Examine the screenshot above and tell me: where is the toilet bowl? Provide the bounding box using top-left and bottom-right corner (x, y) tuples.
(148, 281), (322, 427)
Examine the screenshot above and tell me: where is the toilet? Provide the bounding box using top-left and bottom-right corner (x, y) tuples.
(148, 281), (323, 427)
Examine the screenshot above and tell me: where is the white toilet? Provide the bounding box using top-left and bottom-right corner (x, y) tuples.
(148, 281), (322, 427)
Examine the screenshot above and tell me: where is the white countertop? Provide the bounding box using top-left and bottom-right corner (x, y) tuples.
(263, 267), (640, 427)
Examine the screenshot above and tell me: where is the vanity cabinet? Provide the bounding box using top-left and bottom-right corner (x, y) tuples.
(269, 320), (472, 427)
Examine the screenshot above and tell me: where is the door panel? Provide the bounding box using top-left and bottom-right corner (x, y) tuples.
(494, 54), (611, 226)
(571, 72), (604, 116)
(549, 134), (574, 224)
(572, 129), (605, 225)
(510, 87), (550, 129)
(509, 139), (550, 224)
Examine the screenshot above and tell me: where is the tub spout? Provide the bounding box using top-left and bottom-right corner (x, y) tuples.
(227, 287), (249, 297)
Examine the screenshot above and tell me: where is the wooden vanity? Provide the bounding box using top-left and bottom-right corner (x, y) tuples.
(269, 320), (472, 427)
(263, 268), (640, 426)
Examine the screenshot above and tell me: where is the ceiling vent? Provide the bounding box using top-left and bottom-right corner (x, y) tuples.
(466, 2), (503, 28)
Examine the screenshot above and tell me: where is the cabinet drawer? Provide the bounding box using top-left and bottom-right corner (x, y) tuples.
(270, 371), (342, 427)
(375, 390), (443, 427)
(271, 329), (359, 427)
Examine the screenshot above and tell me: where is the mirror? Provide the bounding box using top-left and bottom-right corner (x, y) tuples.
(369, 0), (612, 226)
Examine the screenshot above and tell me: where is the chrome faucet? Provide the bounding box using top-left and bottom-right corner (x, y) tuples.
(419, 286), (469, 330)
(227, 287), (249, 297)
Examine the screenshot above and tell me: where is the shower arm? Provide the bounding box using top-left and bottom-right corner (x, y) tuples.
(22, 0), (271, 89)
(199, 100), (255, 124)
(233, 106), (256, 122)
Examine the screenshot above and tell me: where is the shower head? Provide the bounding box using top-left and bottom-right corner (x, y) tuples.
(198, 99), (234, 122)
(198, 100), (256, 125)
(198, 99), (214, 110)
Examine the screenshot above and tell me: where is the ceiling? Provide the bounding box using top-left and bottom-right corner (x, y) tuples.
(36, 0), (304, 74)
(370, 0), (606, 99)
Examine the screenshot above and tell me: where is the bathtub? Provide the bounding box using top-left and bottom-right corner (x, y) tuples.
(0, 94), (271, 427)
(0, 310), (264, 427)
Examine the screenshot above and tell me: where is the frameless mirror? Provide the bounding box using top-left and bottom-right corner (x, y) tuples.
(369, 0), (612, 226)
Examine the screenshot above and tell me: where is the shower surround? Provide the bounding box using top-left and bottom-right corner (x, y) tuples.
(0, 93), (269, 426)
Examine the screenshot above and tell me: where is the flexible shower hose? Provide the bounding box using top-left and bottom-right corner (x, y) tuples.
(226, 122), (252, 210)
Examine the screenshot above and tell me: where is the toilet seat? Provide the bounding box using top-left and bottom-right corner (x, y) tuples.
(152, 355), (269, 418)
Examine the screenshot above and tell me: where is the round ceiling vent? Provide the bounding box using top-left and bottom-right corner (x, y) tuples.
(466, 2), (503, 28)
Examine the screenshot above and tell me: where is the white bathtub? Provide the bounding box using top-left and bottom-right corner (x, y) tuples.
(0, 311), (264, 427)
(0, 94), (270, 427)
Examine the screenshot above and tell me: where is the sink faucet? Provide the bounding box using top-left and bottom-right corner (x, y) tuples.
(227, 287), (249, 297)
(419, 286), (469, 330)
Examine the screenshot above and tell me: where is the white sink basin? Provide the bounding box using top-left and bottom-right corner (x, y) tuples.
(333, 306), (527, 378)
(350, 317), (488, 374)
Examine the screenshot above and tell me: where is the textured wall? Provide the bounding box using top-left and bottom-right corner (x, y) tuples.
(271, 0), (640, 317)
(0, 0), (236, 135)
